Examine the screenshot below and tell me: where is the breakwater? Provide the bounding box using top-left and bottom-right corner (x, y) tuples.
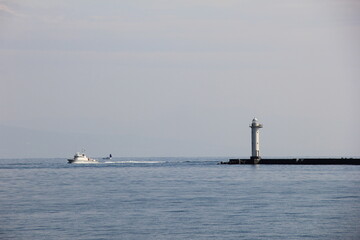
(220, 158), (360, 165)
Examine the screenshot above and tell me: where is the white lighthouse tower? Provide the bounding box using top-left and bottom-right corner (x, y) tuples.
(250, 118), (263, 163)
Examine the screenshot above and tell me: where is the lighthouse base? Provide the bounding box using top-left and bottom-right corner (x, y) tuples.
(250, 156), (261, 164)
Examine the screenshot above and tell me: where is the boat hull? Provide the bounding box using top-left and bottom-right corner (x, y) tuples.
(68, 159), (98, 164)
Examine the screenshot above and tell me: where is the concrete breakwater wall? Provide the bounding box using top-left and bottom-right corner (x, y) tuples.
(220, 158), (360, 165)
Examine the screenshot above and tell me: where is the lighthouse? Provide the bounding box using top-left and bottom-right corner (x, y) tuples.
(250, 118), (263, 163)
(221, 117), (360, 165)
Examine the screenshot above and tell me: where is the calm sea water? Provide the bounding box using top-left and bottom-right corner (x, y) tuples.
(1, 157), (359, 240)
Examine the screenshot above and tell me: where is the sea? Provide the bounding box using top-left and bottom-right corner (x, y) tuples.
(1, 157), (359, 240)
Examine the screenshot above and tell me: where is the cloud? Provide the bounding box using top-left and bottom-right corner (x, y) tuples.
(0, 3), (16, 15)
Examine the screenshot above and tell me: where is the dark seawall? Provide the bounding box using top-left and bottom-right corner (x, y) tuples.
(220, 158), (360, 165)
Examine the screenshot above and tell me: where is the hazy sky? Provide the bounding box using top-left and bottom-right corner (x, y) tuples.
(1, 0), (359, 158)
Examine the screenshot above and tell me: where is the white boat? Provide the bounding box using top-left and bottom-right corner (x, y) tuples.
(103, 154), (112, 160)
(67, 153), (98, 164)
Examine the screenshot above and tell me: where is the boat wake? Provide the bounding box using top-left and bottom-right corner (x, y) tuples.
(103, 160), (166, 164)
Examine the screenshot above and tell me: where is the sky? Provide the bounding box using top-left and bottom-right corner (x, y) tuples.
(0, 0), (359, 158)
